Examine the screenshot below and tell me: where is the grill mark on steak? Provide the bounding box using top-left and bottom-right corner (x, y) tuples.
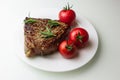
(24, 17), (70, 57)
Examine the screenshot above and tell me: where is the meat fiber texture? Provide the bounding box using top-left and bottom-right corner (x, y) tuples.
(24, 17), (70, 57)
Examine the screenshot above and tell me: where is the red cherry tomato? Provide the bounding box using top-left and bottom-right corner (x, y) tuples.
(59, 40), (77, 59)
(59, 3), (76, 25)
(69, 27), (89, 47)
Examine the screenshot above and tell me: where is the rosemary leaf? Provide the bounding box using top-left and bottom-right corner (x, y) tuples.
(41, 26), (56, 38)
(24, 18), (36, 24)
(48, 20), (60, 28)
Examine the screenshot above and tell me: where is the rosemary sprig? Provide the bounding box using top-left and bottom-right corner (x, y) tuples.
(41, 26), (56, 38)
(41, 20), (59, 38)
(24, 18), (36, 24)
(48, 20), (60, 28)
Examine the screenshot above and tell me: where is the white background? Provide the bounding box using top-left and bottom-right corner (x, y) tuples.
(0, 0), (120, 80)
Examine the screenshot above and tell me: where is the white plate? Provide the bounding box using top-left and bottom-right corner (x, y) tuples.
(16, 8), (98, 72)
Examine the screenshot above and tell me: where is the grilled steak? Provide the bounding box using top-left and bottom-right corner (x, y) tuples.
(24, 17), (69, 57)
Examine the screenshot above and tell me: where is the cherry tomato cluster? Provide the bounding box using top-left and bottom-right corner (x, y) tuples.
(58, 3), (89, 59)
